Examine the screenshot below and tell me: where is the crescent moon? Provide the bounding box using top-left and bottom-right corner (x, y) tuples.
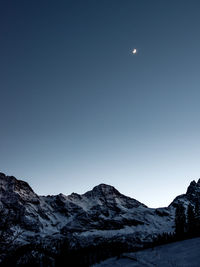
(132, 48), (137, 54)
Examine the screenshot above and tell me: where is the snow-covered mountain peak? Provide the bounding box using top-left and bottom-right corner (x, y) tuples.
(186, 179), (200, 196)
(0, 172), (37, 202)
(81, 183), (146, 210)
(170, 178), (200, 207)
(86, 183), (121, 198)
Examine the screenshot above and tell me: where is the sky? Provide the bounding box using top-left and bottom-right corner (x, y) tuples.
(1, 0), (200, 208)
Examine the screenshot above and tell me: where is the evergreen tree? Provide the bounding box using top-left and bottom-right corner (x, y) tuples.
(187, 204), (195, 237)
(194, 201), (200, 236)
(175, 203), (186, 239)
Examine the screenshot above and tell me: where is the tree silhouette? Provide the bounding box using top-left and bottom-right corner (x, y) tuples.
(187, 204), (195, 237)
(175, 203), (186, 239)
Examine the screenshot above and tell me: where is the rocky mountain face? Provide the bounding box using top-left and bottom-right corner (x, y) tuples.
(0, 172), (200, 266)
(170, 179), (200, 207)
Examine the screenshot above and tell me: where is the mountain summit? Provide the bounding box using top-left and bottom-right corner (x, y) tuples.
(88, 183), (122, 197)
(186, 179), (200, 196)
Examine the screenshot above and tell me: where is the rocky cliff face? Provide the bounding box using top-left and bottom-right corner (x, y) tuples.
(0, 172), (200, 266)
(170, 179), (200, 208)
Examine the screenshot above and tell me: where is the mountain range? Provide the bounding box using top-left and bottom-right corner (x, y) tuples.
(0, 172), (200, 266)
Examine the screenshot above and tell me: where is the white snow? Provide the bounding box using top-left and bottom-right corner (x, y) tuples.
(93, 237), (200, 267)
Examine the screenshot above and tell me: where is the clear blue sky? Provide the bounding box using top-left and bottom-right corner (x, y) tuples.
(1, 0), (200, 207)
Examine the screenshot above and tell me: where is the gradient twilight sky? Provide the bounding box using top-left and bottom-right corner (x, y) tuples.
(1, 0), (200, 208)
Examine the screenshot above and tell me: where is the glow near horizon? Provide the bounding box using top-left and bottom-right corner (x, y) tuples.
(1, 1), (200, 208)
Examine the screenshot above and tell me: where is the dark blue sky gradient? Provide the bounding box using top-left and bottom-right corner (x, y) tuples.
(1, 0), (200, 207)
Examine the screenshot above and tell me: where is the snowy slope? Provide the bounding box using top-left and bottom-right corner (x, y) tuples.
(93, 237), (200, 267)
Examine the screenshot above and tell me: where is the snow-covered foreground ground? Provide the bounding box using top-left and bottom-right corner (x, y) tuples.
(93, 237), (200, 267)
